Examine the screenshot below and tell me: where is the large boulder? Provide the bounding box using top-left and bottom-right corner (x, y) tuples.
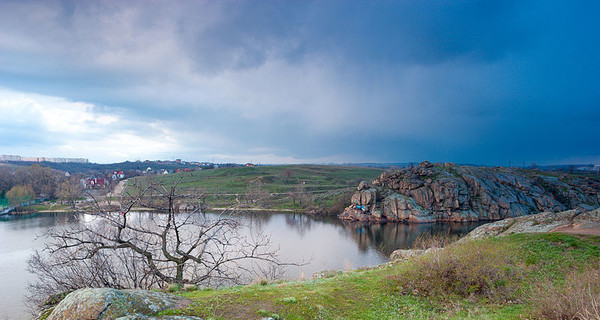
(339, 206), (386, 222)
(116, 316), (202, 320)
(389, 248), (442, 261)
(46, 288), (195, 320)
(357, 180), (369, 191)
(389, 249), (424, 261)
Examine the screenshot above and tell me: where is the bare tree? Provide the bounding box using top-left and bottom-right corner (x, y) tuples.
(284, 168), (294, 182)
(242, 180), (272, 207)
(57, 175), (83, 209)
(28, 179), (288, 306)
(290, 183), (313, 208)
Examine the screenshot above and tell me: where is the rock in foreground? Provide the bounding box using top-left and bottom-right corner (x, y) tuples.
(340, 162), (600, 223)
(46, 288), (199, 320)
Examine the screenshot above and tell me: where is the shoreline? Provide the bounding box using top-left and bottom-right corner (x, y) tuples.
(4, 205), (503, 224)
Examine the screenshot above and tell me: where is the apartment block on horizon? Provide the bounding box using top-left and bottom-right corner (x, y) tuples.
(0, 155), (88, 163)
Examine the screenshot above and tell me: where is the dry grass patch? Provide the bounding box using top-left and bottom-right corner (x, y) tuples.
(529, 266), (600, 320)
(390, 239), (523, 301)
(411, 232), (461, 250)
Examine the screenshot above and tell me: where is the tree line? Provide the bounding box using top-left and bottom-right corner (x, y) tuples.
(0, 164), (83, 207)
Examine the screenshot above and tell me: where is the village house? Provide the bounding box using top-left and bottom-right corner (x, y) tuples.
(111, 170), (125, 180)
(82, 177), (108, 189)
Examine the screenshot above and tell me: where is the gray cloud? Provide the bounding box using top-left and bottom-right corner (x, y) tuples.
(0, 0), (598, 164)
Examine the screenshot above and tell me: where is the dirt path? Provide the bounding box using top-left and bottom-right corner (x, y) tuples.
(107, 179), (127, 198)
(551, 225), (600, 236)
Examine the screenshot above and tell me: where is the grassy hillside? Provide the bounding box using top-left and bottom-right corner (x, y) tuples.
(129, 165), (383, 212)
(161, 233), (600, 319)
(132, 165), (383, 194)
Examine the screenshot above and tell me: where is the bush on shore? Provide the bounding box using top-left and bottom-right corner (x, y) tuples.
(390, 238), (523, 301)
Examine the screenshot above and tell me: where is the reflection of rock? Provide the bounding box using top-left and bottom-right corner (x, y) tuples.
(46, 288), (193, 320)
(339, 219), (484, 257)
(341, 162), (600, 223)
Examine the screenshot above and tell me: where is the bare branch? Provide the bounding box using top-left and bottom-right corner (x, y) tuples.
(28, 179), (297, 309)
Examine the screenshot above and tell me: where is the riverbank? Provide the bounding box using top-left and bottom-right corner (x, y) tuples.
(41, 231), (600, 319)
(162, 235), (599, 319)
(38, 208), (600, 319)
(10, 203), (303, 215)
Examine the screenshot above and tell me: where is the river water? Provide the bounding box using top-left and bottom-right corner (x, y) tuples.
(0, 212), (484, 319)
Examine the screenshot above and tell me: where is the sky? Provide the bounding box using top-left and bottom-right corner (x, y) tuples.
(0, 0), (599, 165)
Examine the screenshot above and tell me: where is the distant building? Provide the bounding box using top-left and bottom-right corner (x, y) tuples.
(0, 155), (21, 161)
(246, 163), (256, 167)
(22, 157), (46, 162)
(83, 177), (108, 189)
(48, 157), (89, 163)
(111, 170), (125, 180)
(1, 155), (88, 163)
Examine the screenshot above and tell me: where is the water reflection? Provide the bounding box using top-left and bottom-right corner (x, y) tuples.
(0, 211), (485, 319)
(0, 212), (83, 320)
(218, 211), (485, 260)
(209, 212), (486, 274)
(339, 221), (486, 257)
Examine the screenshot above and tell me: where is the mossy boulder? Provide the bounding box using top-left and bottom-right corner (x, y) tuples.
(46, 288), (195, 320)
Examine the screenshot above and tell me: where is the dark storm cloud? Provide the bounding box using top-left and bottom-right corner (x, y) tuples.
(0, 0), (598, 164)
(175, 1), (528, 71)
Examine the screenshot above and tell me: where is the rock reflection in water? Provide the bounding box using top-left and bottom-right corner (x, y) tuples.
(230, 211), (485, 260)
(341, 220), (486, 257)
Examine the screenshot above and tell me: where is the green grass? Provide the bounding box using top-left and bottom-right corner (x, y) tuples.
(127, 165), (383, 211)
(158, 233), (600, 319)
(22, 202), (70, 212)
(131, 165), (382, 194)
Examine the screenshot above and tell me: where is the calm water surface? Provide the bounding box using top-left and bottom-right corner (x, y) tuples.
(0, 212), (485, 319)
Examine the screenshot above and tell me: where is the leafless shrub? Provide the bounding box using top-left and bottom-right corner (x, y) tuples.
(390, 240), (523, 301)
(411, 233), (461, 250)
(242, 180), (272, 207)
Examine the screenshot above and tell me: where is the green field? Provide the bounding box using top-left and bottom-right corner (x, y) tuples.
(132, 165), (383, 194)
(160, 233), (600, 320)
(128, 165), (384, 212)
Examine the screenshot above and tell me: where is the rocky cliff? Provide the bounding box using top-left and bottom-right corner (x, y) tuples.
(340, 161), (600, 223)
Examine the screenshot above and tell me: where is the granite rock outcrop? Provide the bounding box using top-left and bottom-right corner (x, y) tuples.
(461, 207), (600, 240)
(340, 162), (600, 223)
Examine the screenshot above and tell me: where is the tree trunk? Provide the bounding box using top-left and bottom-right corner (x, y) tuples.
(176, 264), (184, 282)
